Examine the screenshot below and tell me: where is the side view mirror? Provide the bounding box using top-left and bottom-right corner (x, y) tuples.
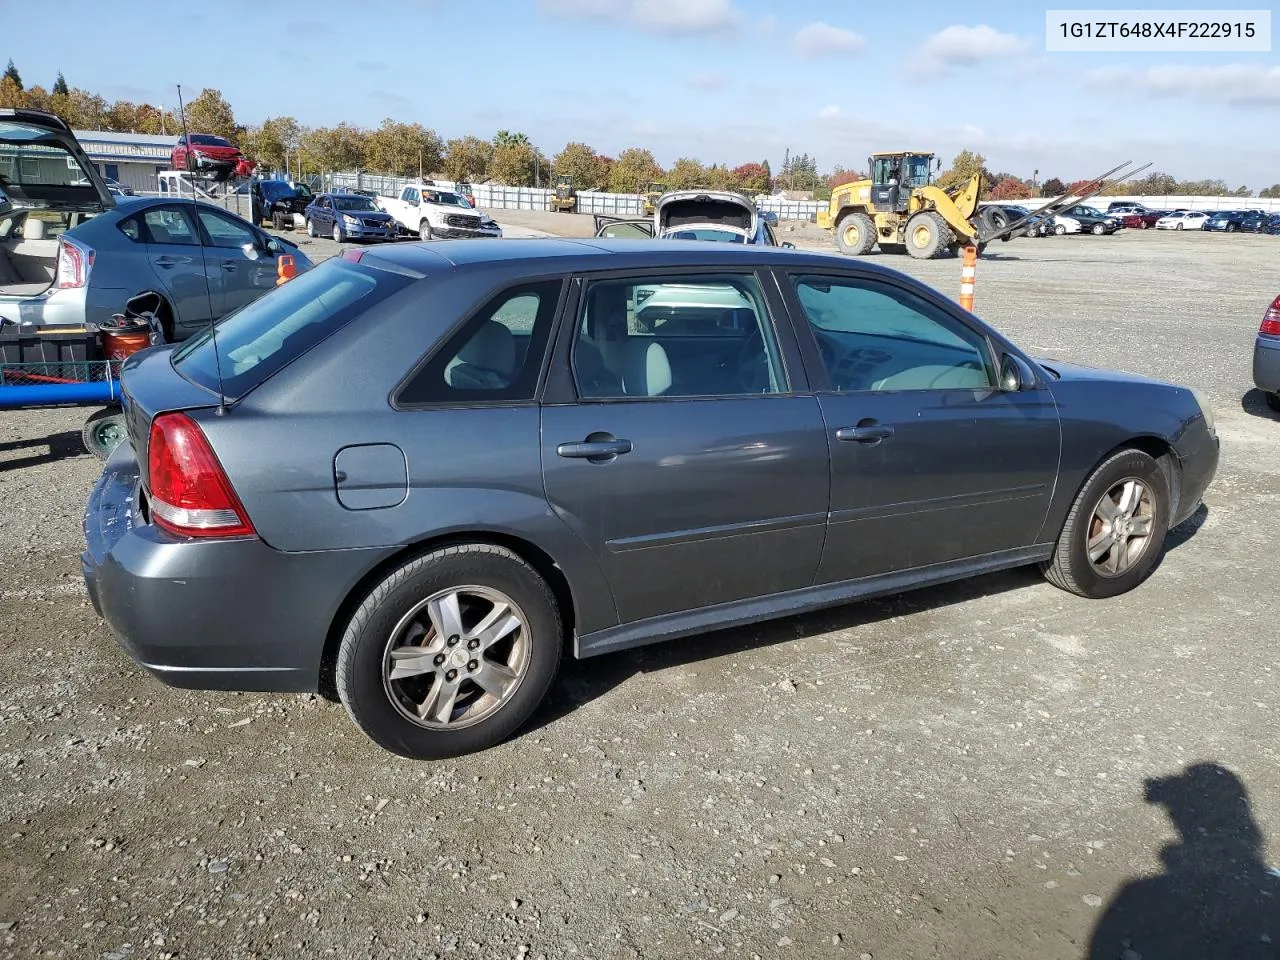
(782, 241), (796, 249)
(999, 353), (1038, 391)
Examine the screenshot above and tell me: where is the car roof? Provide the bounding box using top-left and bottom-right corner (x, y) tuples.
(360, 237), (901, 278)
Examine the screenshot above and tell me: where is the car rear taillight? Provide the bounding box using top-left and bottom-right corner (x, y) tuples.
(340, 247), (367, 263)
(147, 412), (256, 538)
(1262, 295), (1280, 336)
(54, 237), (94, 289)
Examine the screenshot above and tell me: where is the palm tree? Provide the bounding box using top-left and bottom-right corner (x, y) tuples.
(493, 130), (531, 148)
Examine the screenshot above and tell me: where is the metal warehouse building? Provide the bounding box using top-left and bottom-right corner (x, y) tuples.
(74, 129), (174, 194)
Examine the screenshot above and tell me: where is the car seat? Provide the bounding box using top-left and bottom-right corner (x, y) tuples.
(447, 319), (516, 389)
(621, 340), (672, 396)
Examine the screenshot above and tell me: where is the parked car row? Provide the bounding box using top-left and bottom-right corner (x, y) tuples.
(989, 200), (1280, 237)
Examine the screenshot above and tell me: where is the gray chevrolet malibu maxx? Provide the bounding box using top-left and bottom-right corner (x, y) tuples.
(82, 238), (1219, 759)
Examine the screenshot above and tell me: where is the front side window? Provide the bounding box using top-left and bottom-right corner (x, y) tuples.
(597, 221), (652, 239)
(396, 279), (562, 405)
(791, 274), (995, 393)
(572, 273), (785, 399)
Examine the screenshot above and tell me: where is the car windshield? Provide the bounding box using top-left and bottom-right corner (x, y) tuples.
(334, 195), (379, 211)
(426, 191), (471, 207)
(189, 135), (231, 147)
(259, 181), (296, 200)
(664, 228), (746, 243)
(171, 258), (412, 400)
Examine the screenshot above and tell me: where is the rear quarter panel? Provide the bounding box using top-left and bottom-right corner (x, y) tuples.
(192, 263), (620, 635)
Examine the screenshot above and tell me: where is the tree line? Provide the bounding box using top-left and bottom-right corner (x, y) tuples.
(2, 62), (1274, 199)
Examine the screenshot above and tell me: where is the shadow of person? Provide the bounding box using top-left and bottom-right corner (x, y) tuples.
(1088, 762), (1280, 959)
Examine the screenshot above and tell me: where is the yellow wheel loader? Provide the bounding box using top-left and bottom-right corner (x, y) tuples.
(817, 152), (1152, 259)
(641, 181), (666, 216)
(551, 174), (577, 213)
(817, 151), (995, 259)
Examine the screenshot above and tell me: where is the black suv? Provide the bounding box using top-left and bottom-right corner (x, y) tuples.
(250, 179), (315, 229)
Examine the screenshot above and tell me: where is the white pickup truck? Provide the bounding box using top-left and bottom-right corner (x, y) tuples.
(376, 183), (503, 241)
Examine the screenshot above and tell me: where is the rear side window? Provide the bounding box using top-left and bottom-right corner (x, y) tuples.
(142, 207), (198, 245)
(395, 279), (562, 406)
(172, 258), (411, 400)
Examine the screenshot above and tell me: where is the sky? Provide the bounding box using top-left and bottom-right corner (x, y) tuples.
(7, 0), (1278, 187)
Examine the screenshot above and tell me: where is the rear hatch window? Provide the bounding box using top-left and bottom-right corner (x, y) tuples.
(171, 256), (412, 400)
(0, 114), (115, 211)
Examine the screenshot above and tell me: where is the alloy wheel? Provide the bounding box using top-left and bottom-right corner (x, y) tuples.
(1087, 478), (1156, 577)
(381, 585), (531, 730)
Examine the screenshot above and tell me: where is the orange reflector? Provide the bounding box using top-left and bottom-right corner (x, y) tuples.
(276, 255), (297, 285)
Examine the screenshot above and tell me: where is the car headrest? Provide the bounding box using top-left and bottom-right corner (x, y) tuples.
(23, 217), (46, 239)
(457, 319), (515, 375)
(622, 340), (672, 397)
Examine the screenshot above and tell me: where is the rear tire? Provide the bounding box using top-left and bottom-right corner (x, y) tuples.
(1266, 392), (1280, 413)
(835, 212), (876, 256)
(904, 211), (949, 259)
(336, 544), (563, 760)
(1041, 448), (1170, 599)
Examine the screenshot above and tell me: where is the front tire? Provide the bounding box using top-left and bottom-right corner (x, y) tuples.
(1092, 223), (1105, 235)
(904, 211), (949, 259)
(419, 220), (433, 241)
(333, 222), (344, 243)
(1054, 223), (1067, 236)
(835, 212), (876, 256)
(306, 218), (317, 238)
(1266, 392), (1280, 413)
(1041, 449), (1170, 599)
(336, 544), (563, 760)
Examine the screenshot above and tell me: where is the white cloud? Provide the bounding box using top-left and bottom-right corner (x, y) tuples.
(818, 104), (842, 119)
(538, 0), (741, 36)
(792, 21), (867, 58)
(906, 24), (1030, 78)
(1084, 64), (1280, 107)
(757, 13), (778, 35)
(686, 71), (728, 91)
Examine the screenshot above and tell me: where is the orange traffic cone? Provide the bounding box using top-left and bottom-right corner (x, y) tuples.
(276, 255), (297, 285)
(959, 244), (977, 311)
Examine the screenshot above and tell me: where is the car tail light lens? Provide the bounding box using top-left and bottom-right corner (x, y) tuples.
(147, 412), (256, 538)
(340, 247), (367, 263)
(54, 237), (94, 289)
(1261, 295), (1280, 336)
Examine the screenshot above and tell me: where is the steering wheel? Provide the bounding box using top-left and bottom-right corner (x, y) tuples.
(736, 328), (770, 393)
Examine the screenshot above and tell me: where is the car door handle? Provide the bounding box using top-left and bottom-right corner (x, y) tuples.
(220, 261), (238, 271)
(556, 437), (633, 461)
(153, 256), (186, 267)
(836, 423), (895, 443)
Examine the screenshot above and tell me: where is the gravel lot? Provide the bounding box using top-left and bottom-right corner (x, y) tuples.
(2, 225), (1278, 960)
